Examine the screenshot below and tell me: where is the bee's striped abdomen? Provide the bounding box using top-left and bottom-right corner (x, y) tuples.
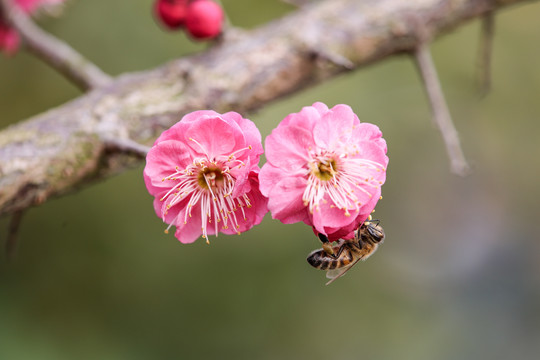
(306, 249), (332, 269)
(306, 243), (355, 270)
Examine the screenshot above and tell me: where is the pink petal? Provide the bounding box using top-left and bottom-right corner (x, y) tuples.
(322, 212), (370, 242)
(311, 102), (329, 114)
(222, 111), (264, 159)
(266, 176), (309, 224)
(258, 163), (283, 197)
(280, 104), (322, 129)
(174, 206), (203, 244)
(352, 122), (387, 153)
(153, 194), (189, 225)
(264, 125), (312, 171)
(221, 172), (268, 235)
(311, 193), (360, 234)
(181, 110), (221, 123)
(360, 186), (382, 217)
(242, 171), (269, 227)
(351, 140), (389, 170)
(143, 140), (194, 193)
(154, 119), (191, 144)
(230, 157), (252, 199)
(313, 104), (358, 150)
(184, 115), (238, 157)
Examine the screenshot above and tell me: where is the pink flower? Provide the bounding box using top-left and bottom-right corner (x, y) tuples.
(259, 102), (388, 241)
(143, 110), (268, 244)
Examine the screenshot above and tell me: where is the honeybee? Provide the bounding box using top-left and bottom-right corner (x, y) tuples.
(307, 220), (385, 285)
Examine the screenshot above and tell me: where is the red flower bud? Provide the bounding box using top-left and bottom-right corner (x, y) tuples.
(185, 0), (224, 40)
(154, 0), (190, 29)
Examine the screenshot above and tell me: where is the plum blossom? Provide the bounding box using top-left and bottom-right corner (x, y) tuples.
(259, 102), (388, 242)
(143, 110), (268, 244)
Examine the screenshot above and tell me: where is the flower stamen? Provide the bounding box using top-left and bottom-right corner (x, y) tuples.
(303, 151), (386, 215)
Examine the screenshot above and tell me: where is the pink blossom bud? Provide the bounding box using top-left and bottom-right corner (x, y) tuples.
(185, 0), (224, 40)
(154, 0), (190, 29)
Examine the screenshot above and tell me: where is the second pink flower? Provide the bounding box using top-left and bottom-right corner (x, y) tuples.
(259, 102), (388, 241)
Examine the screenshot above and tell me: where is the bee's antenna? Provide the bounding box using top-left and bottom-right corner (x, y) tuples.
(364, 217), (380, 226)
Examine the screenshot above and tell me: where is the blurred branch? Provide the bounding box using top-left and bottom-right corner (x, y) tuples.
(0, 0), (535, 217)
(0, 0), (111, 90)
(282, 0), (317, 6)
(103, 137), (150, 160)
(414, 42), (471, 176)
(477, 11), (495, 96)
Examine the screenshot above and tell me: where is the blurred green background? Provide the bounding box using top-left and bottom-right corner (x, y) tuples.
(1, 0), (540, 359)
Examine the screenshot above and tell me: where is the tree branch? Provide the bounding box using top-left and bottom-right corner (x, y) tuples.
(103, 137), (150, 160)
(0, 0), (112, 90)
(477, 10), (495, 96)
(0, 0), (535, 217)
(414, 42), (471, 176)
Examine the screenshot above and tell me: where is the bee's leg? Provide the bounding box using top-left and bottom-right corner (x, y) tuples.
(334, 243), (347, 258)
(318, 233), (336, 257)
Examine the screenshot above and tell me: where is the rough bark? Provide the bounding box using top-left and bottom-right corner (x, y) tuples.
(0, 0), (534, 216)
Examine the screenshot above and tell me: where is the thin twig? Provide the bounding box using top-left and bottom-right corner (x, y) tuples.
(103, 137), (150, 159)
(0, 0), (111, 90)
(5, 210), (25, 261)
(311, 45), (354, 69)
(477, 11), (495, 97)
(414, 42), (471, 176)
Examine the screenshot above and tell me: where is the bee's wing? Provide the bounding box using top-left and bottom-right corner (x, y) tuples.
(324, 258), (362, 285)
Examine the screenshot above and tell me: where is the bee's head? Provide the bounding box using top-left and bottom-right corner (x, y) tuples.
(366, 221), (385, 243)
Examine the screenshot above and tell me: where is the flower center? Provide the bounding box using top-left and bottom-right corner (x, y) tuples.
(159, 138), (254, 243)
(313, 158), (337, 181)
(197, 167), (224, 190)
(303, 151), (385, 216)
